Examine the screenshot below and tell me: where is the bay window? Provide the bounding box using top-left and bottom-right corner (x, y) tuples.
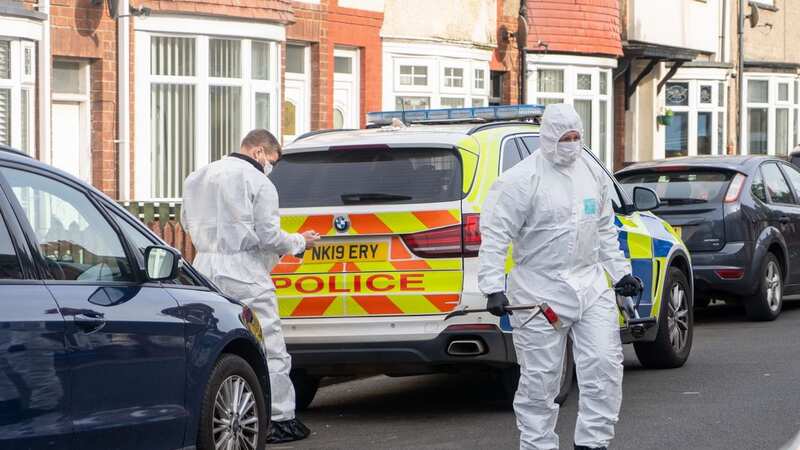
(663, 79), (727, 158)
(135, 22), (281, 200)
(743, 75), (800, 156)
(528, 63), (613, 166)
(0, 38), (36, 154)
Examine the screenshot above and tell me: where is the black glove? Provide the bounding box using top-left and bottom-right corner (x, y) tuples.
(487, 292), (510, 317)
(615, 274), (643, 297)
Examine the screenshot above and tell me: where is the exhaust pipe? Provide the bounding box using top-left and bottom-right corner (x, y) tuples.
(447, 339), (486, 356)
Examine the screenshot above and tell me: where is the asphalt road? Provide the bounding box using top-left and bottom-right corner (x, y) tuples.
(280, 301), (800, 449)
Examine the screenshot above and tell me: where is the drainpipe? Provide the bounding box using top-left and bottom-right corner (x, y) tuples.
(720, 0), (727, 62)
(118, 0), (131, 199)
(737, 0), (745, 155)
(38, 0), (50, 163)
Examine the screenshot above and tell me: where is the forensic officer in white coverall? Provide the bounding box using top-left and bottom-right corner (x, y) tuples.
(182, 129), (320, 443)
(478, 104), (642, 450)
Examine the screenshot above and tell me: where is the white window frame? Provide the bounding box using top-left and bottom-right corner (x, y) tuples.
(663, 78), (728, 158)
(527, 60), (614, 168)
(283, 43), (311, 143)
(472, 64), (487, 93)
(0, 38), (36, 155)
(742, 74), (800, 156)
(134, 17), (284, 200)
(394, 58), (433, 92)
(441, 61), (467, 93)
(51, 59), (92, 182)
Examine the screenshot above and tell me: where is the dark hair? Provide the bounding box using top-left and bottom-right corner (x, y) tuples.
(241, 129), (281, 157)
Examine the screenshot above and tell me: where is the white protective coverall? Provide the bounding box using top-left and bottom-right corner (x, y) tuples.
(182, 155), (306, 422)
(478, 104), (631, 449)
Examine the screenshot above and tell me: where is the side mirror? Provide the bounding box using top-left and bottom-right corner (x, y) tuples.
(144, 245), (179, 281)
(633, 186), (660, 212)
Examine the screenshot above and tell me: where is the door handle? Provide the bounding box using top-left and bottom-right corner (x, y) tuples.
(74, 310), (106, 334)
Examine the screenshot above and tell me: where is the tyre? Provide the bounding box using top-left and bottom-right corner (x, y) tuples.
(633, 267), (693, 369)
(198, 354), (268, 450)
(745, 252), (783, 321)
(498, 339), (575, 405)
(290, 369), (321, 411)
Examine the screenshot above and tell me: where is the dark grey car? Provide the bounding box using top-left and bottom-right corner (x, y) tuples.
(617, 156), (800, 321)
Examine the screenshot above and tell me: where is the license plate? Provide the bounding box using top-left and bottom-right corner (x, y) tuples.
(304, 241), (389, 264)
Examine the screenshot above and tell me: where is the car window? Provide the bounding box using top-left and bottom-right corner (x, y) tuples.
(1, 168), (136, 282)
(271, 147), (462, 207)
(761, 163), (795, 204)
(778, 164), (800, 204)
(618, 170), (734, 205)
(111, 212), (201, 287)
(518, 136), (540, 155)
(751, 171), (767, 203)
(0, 213), (23, 280)
(501, 138), (523, 172)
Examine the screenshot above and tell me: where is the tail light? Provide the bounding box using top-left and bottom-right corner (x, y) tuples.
(715, 268), (744, 280)
(401, 213), (482, 258)
(724, 173), (747, 203)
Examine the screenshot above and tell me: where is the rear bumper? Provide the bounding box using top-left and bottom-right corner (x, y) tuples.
(288, 326), (515, 377)
(691, 242), (758, 297)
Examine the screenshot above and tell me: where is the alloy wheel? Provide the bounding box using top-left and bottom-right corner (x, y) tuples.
(666, 282), (690, 353)
(212, 375), (259, 450)
(765, 260), (782, 312)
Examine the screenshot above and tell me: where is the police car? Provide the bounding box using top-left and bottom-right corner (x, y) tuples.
(269, 105), (694, 409)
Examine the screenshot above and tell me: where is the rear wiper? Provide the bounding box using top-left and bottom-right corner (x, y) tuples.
(341, 192), (413, 204)
(659, 197), (708, 205)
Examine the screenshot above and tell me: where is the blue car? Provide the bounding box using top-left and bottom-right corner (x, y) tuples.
(0, 145), (270, 450)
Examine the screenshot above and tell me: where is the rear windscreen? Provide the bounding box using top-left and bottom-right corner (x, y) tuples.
(618, 171), (734, 205)
(270, 148), (462, 207)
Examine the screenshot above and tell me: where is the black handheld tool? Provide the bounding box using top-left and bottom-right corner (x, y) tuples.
(444, 302), (562, 329)
(614, 276), (656, 338)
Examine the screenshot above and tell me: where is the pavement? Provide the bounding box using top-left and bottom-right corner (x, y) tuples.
(279, 300), (800, 449)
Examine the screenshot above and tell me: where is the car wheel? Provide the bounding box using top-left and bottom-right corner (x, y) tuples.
(633, 267), (693, 369)
(198, 354), (268, 450)
(745, 252), (783, 321)
(498, 339), (574, 405)
(290, 369), (321, 411)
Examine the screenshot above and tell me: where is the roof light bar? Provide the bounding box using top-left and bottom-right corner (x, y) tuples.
(366, 104), (546, 127)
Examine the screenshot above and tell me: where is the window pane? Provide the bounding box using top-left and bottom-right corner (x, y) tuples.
(209, 39), (241, 78)
(334, 56), (352, 74)
(719, 82), (725, 107)
(751, 171), (767, 203)
(282, 101), (296, 137)
(666, 111), (689, 157)
(333, 109), (344, 129)
(441, 97), (464, 109)
(577, 74), (592, 91)
(0, 213), (23, 279)
(0, 40), (9, 79)
(151, 83), (196, 198)
(718, 111), (725, 154)
(748, 80), (768, 103)
(286, 45), (305, 74)
(762, 163), (795, 204)
(697, 111), (712, 155)
(700, 85), (712, 104)
(537, 69), (564, 93)
(414, 66), (428, 86)
(395, 96), (430, 110)
(400, 65), (412, 75)
(209, 86), (241, 162)
(779, 83), (789, 102)
(474, 69), (485, 90)
(21, 89), (30, 154)
(599, 100), (608, 163)
(501, 139), (522, 172)
(600, 71), (608, 95)
(780, 165), (800, 203)
(748, 108), (768, 154)
(53, 60), (85, 94)
(24, 46), (32, 77)
(776, 108), (789, 156)
(796, 81), (799, 105)
(537, 97), (561, 106)
(2, 167), (136, 281)
(472, 98), (485, 107)
(0, 89), (9, 146)
(795, 109), (799, 147)
(151, 36), (195, 76)
(251, 41), (270, 80)
(445, 68), (463, 88)
(574, 99), (592, 148)
(255, 93), (270, 130)
(665, 82), (689, 106)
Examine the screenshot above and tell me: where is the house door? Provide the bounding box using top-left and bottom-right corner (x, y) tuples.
(333, 48), (360, 129)
(51, 60), (90, 182)
(283, 44), (310, 144)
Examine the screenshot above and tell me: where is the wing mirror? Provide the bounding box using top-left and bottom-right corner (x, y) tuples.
(632, 186), (661, 212)
(144, 245), (180, 281)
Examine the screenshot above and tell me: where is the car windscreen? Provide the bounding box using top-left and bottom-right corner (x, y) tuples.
(617, 170), (734, 205)
(270, 147), (462, 207)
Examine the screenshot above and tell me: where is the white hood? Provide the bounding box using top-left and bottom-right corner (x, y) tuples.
(539, 103), (584, 167)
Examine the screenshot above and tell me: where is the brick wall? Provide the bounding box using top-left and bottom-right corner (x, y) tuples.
(613, 75), (625, 171)
(288, 0), (382, 130)
(493, 0), (521, 104)
(142, 0), (294, 23)
(525, 0), (622, 57)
